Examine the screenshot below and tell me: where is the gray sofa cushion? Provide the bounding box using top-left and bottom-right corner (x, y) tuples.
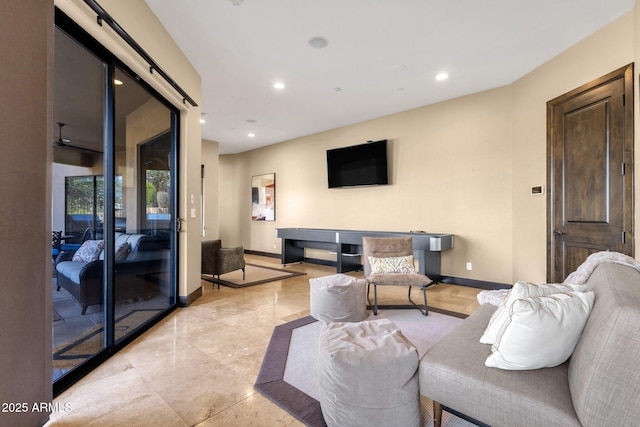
(419, 304), (581, 427)
(55, 260), (85, 284)
(569, 263), (640, 427)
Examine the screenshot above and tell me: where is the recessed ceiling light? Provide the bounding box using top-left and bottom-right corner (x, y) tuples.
(248, 133), (256, 138)
(435, 72), (449, 81)
(309, 36), (329, 49)
(200, 118), (206, 124)
(273, 82), (285, 90)
(114, 79), (123, 86)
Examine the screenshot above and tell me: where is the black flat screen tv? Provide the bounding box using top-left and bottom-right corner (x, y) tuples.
(327, 140), (389, 188)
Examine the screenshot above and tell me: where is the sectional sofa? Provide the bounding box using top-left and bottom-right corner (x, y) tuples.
(419, 261), (640, 426)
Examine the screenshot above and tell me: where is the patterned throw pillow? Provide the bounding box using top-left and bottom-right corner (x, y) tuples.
(369, 255), (416, 274)
(72, 239), (104, 262)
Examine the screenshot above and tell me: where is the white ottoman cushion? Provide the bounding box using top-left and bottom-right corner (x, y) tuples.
(310, 274), (367, 322)
(318, 319), (420, 427)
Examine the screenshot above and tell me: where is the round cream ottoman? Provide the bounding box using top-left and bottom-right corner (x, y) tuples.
(318, 319), (420, 427)
(309, 274), (367, 322)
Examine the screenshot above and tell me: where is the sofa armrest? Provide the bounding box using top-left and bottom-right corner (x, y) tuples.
(55, 250), (75, 265)
(78, 260), (103, 281)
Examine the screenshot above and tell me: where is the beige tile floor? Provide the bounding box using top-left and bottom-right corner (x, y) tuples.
(45, 254), (481, 426)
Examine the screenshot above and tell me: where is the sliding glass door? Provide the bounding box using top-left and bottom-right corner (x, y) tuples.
(52, 11), (178, 394)
(111, 67), (176, 344)
(52, 25), (107, 384)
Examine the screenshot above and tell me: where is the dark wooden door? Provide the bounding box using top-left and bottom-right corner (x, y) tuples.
(547, 64), (634, 282)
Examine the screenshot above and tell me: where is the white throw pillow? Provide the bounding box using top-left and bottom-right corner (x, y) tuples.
(485, 291), (595, 370)
(368, 255), (416, 274)
(480, 282), (587, 344)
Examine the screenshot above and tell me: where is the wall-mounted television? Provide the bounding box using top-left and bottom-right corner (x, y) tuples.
(327, 139), (389, 188)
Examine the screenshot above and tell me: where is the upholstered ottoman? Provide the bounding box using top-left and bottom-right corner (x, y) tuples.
(318, 319), (420, 427)
(310, 274), (367, 322)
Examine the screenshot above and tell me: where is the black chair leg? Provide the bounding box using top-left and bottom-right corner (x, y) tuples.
(216, 275), (221, 290)
(374, 284), (378, 315)
(422, 285), (428, 316)
(367, 282), (378, 315)
(408, 285), (428, 316)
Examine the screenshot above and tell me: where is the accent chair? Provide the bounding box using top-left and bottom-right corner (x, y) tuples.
(201, 239), (246, 289)
(363, 236), (433, 316)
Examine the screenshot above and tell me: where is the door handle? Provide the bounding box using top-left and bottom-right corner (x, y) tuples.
(553, 230), (566, 236)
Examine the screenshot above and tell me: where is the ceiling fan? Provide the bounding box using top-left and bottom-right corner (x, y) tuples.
(54, 122), (103, 155)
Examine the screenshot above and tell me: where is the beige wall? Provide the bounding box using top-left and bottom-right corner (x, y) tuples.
(202, 139), (220, 240)
(220, 9), (639, 285)
(219, 153), (249, 247)
(124, 98), (171, 232)
(56, 0), (203, 299)
(0, 1), (53, 425)
(511, 10), (635, 283)
(221, 86), (513, 283)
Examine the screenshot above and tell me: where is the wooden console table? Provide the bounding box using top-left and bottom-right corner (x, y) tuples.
(276, 228), (454, 281)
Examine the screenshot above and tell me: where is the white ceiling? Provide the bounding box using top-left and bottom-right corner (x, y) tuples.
(145, 0), (635, 154)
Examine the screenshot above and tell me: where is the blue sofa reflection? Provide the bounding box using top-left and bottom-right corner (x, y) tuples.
(55, 231), (170, 314)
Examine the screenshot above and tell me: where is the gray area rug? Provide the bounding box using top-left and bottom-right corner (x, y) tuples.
(255, 309), (477, 427)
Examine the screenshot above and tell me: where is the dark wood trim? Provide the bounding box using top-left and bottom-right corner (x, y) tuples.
(179, 286), (202, 307)
(440, 276), (511, 290)
(244, 249), (280, 259)
(269, 255), (509, 291)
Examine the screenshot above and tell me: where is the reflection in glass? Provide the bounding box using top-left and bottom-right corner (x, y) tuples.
(52, 25), (177, 388)
(52, 27), (105, 382)
(112, 68), (175, 344)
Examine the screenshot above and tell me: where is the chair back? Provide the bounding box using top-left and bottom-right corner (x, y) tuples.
(201, 239), (222, 274)
(52, 231), (62, 250)
(362, 237), (413, 277)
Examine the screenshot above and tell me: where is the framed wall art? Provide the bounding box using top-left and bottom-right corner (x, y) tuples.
(251, 173), (275, 221)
